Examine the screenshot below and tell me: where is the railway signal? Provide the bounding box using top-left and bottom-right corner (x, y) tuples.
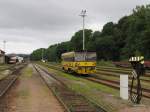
(129, 56), (145, 104)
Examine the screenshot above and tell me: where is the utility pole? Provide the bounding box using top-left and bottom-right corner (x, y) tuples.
(42, 48), (44, 61)
(3, 40), (6, 64)
(80, 10), (87, 51)
(3, 40), (6, 52)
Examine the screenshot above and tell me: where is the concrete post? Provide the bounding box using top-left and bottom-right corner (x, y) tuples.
(120, 75), (128, 100)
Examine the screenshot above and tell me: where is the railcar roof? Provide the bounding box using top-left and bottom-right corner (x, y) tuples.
(61, 51), (75, 57)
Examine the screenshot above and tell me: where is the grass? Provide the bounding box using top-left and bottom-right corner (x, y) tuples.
(97, 60), (115, 67)
(17, 88), (30, 98)
(40, 62), (119, 95)
(0, 64), (12, 70)
(17, 65), (32, 100)
(0, 72), (9, 80)
(0, 69), (12, 80)
(41, 61), (150, 90)
(39, 62), (150, 109)
(49, 68), (119, 95)
(21, 65), (33, 78)
(39, 62), (122, 112)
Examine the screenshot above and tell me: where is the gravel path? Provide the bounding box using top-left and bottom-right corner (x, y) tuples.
(0, 64), (65, 112)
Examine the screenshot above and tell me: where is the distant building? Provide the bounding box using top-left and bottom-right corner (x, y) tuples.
(6, 54), (24, 64)
(7, 54), (17, 64)
(16, 56), (24, 63)
(0, 49), (5, 64)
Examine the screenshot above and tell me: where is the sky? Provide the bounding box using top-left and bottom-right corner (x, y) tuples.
(0, 0), (149, 54)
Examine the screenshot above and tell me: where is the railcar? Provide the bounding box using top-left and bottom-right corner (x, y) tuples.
(61, 51), (96, 75)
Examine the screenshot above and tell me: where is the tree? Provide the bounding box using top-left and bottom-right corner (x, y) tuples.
(56, 41), (72, 61)
(71, 29), (93, 51)
(30, 48), (46, 61)
(30, 4), (150, 61)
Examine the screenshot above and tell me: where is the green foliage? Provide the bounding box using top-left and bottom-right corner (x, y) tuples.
(46, 45), (58, 61)
(56, 41), (72, 61)
(31, 4), (150, 61)
(30, 48), (46, 61)
(97, 60), (115, 67)
(71, 29), (93, 51)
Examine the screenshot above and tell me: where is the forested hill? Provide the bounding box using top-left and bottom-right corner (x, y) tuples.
(30, 5), (150, 61)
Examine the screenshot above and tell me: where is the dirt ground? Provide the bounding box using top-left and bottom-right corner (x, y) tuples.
(0, 64), (65, 112)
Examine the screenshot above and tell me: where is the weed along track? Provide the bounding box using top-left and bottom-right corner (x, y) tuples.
(34, 64), (106, 112)
(96, 67), (150, 78)
(0, 75), (18, 97)
(40, 63), (150, 99)
(0, 64), (27, 112)
(96, 71), (150, 83)
(91, 74), (150, 94)
(0, 64), (27, 98)
(85, 77), (150, 99)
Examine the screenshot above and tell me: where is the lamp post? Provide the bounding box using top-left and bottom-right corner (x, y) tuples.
(79, 10), (87, 51)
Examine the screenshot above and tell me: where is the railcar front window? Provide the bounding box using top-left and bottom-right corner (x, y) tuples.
(75, 52), (96, 61)
(75, 53), (85, 61)
(86, 53), (96, 61)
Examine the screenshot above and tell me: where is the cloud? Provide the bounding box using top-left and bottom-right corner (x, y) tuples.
(0, 0), (149, 53)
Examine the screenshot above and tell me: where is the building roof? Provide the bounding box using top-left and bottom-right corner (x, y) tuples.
(6, 54), (17, 58)
(0, 49), (5, 55)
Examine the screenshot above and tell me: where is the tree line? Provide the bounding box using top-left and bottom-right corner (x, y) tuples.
(30, 5), (150, 62)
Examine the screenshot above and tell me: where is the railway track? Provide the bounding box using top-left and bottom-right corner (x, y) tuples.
(49, 62), (150, 77)
(86, 77), (150, 99)
(96, 71), (150, 83)
(43, 63), (150, 83)
(96, 65), (150, 73)
(0, 64), (26, 98)
(94, 74), (150, 90)
(40, 63), (150, 99)
(34, 64), (106, 112)
(96, 66), (131, 71)
(49, 63), (150, 83)
(96, 67), (150, 77)
(49, 62), (150, 73)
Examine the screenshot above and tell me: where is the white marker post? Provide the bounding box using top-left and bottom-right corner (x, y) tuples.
(120, 75), (128, 100)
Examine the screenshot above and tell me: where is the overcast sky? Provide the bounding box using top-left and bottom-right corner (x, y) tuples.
(0, 0), (149, 54)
